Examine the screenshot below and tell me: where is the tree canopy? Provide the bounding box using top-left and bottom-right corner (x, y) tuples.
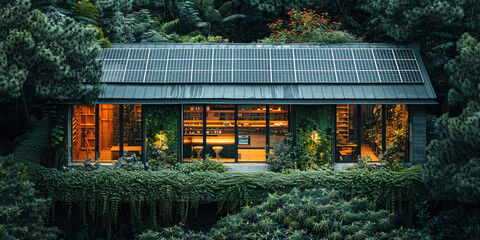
(423, 33), (480, 204)
(0, 0), (103, 103)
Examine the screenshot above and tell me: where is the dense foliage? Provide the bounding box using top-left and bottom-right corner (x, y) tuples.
(416, 202), (480, 240)
(21, 160), (425, 237)
(296, 106), (332, 168)
(139, 188), (427, 239)
(423, 33), (480, 204)
(145, 105), (179, 169)
(266, 134), (295, 172)
(0, 157), (59, 240)
(0, 0), (102, 103)
(172, 156), (227, 174)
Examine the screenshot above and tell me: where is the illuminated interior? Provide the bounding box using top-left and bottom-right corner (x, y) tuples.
(72, 105), (96, 162)
(183, 105), (204, 160)
(360, 105), (383, 162)
(72, 104), (142, 162)
(205, 105), (235, 161)
(269, 105), (289, 148)
(386, 104), (409, 162)
(336, 104), (358, 161)
(237, 104), (267, 162)
(335, 104), (409, 163)
(183, 104), (290, 162)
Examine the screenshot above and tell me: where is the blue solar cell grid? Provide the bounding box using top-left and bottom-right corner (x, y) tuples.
(99, 47), (424, 83)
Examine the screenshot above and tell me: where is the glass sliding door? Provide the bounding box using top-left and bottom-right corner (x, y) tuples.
(72, 105), (96, 162)
(269, 105), (289, 148)
(181, 104), (291, 162)
(360, 105), (382, 162)
(121, 104), (143, 158)
(183, 105), (204, 161)
(237, 105), (267, 162)
(205, 105), (236, 162)
(385, 104), (409, 162)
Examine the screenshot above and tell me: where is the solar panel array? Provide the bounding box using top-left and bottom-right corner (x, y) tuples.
(98, 48), (424, 83)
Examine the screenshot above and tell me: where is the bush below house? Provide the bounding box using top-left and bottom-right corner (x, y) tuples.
(19, 159), (426, 238)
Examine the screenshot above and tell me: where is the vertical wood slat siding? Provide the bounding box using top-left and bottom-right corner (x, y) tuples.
(409, 105), (427, 164)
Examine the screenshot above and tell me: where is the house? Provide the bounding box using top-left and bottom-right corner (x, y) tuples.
(65, 43), (436, 166)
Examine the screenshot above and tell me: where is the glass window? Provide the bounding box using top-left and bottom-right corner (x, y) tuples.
(205, 105), (235, 162)
(72, 105), (96, 162)
(121, 104), (142, 159)
(98, 104), (119, 161)
(386, 104), (409, 162)
(296, 105), (332, 165)
(360, 105), (382, 162)
(145, 105), (179, 165)
(238, 105), (267, 162)
(269, 105), (289, 148)
(183, 105), (204, 161)
(336, 104), (358, 162)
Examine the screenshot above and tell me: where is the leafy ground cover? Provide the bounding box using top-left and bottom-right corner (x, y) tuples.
(19, 158), (425, 238)
(138, 188), (428, 239)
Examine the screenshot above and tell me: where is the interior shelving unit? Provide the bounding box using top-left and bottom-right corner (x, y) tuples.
(72, 106), (96, 161)
(336, 104), (350, 143)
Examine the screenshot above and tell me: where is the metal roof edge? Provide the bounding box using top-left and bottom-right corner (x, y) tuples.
(51, 99), (437, 105)
(109, 42), (419, 49)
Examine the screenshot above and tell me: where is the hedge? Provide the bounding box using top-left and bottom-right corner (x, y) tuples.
(23, 162), (427, 236)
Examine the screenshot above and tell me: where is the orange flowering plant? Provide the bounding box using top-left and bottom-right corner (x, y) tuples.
(260, 9), (362, 44)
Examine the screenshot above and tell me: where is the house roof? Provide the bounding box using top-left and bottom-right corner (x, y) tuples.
(94, 43), (436, 104)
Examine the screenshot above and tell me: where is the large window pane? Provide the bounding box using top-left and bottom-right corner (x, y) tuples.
(360, 105), (382, 162)
(238, 105), (267, 162)
(205, 105), (235, 162)
(296, 105), (332, 166)
(336, 104), (358, 161)
(145, 105), (179, 166)
(183, 105), (204, 161)
(269, 105), (289, 148)
(121, 104), (142, 158)
(72, 105), (96, 162)
(99, 104), (119, 161)
(386, 104), (409, 162)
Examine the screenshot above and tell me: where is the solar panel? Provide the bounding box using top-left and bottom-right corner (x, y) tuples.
(335, 60), (356, 71)
(214, 49), (231, 59)
(99, 47), (424, 84)
(213, 71), (232, 82)
(272, 60), (295, 71)
(355, 60), (376, 70)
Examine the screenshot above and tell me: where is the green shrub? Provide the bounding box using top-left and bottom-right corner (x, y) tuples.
(416, 202), (480, 240)
(0, 156), (59, 240)
(23, 161), (426, 236)
(13, 120), (50, 165)
(139, 188), (428, 239)
(114, 151), (144, 171)
(266, 134), (295, 172)
(172, 155), (227, 174)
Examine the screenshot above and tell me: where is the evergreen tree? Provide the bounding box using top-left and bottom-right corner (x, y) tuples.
(0, 156), (59, 239)
(0, 0), (103, 104)
(423, 33), (480, 204)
